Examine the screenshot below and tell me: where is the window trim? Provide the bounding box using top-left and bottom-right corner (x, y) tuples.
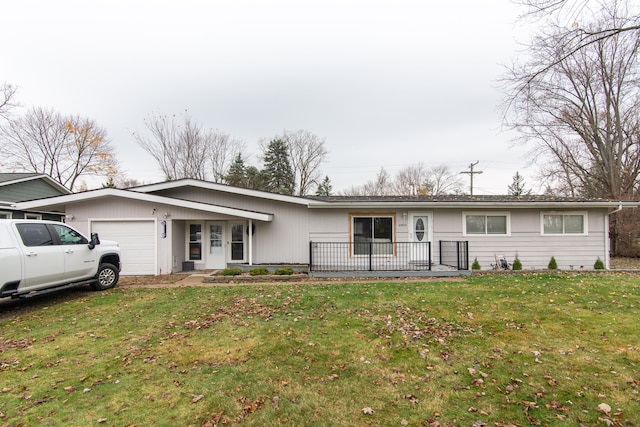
(540, 211), (588, 236)
(0, 211), (11, 219)
(349, 212), (396, 256)
(25, 213), (42, 220)
(462, 212), (511, 236)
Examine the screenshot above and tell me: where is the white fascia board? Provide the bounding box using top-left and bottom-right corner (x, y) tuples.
(306, 200), (640, 209)
(131, 179), (313, 206)
(16, 188), (274, 222)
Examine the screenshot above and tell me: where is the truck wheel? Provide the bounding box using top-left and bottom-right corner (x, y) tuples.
(91, 263), (119, 291)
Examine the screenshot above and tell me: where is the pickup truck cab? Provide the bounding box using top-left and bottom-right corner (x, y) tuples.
(0, 220), (121, 299)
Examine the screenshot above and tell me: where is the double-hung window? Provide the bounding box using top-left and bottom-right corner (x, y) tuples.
(463, 212), (510, 236)
(542, 212), (587, 235)
(351, 214), (394, 255)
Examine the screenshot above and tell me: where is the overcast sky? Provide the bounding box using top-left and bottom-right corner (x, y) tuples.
(1, 0), (536, 194)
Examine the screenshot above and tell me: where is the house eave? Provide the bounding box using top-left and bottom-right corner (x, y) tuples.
(307, 200), (640, 209)
(15, 188), (274, 222)
(130, 179), (314, 206)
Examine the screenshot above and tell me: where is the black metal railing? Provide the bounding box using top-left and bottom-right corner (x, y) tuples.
(309, 241), (432, 272)
(439, 240), (469, 270)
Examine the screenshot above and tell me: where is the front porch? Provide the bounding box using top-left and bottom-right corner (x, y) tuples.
(308, 240), (470, 278)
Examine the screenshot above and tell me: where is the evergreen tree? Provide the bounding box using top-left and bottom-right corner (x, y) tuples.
(315, 175), (332, 196)
(262, 139), (294, 195)
(225, 153), (246, 187)
(508, 171), (529, 196)
(245, 166), (269, 191)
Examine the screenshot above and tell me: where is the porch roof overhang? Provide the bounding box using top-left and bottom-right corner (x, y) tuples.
(14, 188), (274, 222)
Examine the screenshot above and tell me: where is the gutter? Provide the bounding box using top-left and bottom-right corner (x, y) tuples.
(607, 202), (624, 217)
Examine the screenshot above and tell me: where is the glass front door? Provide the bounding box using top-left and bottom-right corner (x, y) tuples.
(206, 221), (226, 269)
(230, 222), (245, 262)
(409, 213), (432, 263)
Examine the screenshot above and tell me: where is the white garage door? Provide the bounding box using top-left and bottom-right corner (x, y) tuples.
(91, 220), (156, 275)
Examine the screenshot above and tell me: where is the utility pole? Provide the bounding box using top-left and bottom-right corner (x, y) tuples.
(460, 161), (483, 195)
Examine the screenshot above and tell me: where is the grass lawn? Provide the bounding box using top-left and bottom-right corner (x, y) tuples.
(1, 273), (639, 426)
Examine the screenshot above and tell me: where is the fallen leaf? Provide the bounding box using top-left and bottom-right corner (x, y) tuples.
(597, 403), (612, 414)
(191, 394), (205, 403)
(362, 407), (375, 415)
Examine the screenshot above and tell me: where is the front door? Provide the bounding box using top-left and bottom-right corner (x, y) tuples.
(409, 213), (432, 263)
(206, 222), (226, 269)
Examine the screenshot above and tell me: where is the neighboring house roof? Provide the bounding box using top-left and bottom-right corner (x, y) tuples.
(0, 173), (71, 202)
(15, 188), (274, 222)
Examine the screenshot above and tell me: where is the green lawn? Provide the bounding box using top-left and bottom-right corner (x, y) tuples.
(1, 273), (639, 426)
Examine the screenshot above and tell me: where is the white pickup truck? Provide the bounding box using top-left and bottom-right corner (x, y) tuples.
(0, 220), (121, 299)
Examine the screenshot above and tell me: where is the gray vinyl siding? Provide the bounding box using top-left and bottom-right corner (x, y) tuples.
(56, 187), (612, 272)
(0, 179), (66, 202)
(309, 207), (609, 270)
(432, 208), (607, 270)
(65, 190), (311, 265)
(146, 187), (311, 264)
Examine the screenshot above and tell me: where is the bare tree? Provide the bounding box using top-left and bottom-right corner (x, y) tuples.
(208, 132), (245, 183)
(393, 163), (432, 195)
(503, 3), (640, 200)
(0, 83), (19, 120)
(133, 113), (242, 181)
(0, 107), (118, 191)
(430, 165), (464, 195)
(512, 0), (640, 91)
(393, 164), (463, 195)
(265, 129), (328, 195)
(341, 167), (392, 196)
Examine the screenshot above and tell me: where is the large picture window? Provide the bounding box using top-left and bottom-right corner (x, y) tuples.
(463, 213), (509, 236)
(352, 214), (394, 255)
(542, 212), (587, 235)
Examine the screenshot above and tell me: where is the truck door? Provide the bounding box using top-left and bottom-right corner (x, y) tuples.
(50, 224), (97, 282)
(15, 223), (64, 290)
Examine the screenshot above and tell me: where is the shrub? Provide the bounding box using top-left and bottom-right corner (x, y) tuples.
(594, 257), (605, 270)
(471, 257), (481, 270)
(274, 267), (294, 275)
(548, 256), (558, 270)
(221, 268), (242, 276)
(512, 256), (523, 270)
(249, 267), (270, 276)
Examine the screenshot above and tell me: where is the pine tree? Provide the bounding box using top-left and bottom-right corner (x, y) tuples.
(315, 176), (332, 196)
(508, 171), (529, 196)
(262, 139), (295, 195)
(245, 166), (269, 191)
(225, 154), (246, 187)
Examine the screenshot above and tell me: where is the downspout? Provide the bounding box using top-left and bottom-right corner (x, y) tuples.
(605, 203), (624, 269)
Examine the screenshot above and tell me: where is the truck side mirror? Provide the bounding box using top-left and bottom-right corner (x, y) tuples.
(88, 233), (100, 249)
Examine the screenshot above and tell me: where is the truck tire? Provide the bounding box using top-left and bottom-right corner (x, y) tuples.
(91, 263), (119, 291)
